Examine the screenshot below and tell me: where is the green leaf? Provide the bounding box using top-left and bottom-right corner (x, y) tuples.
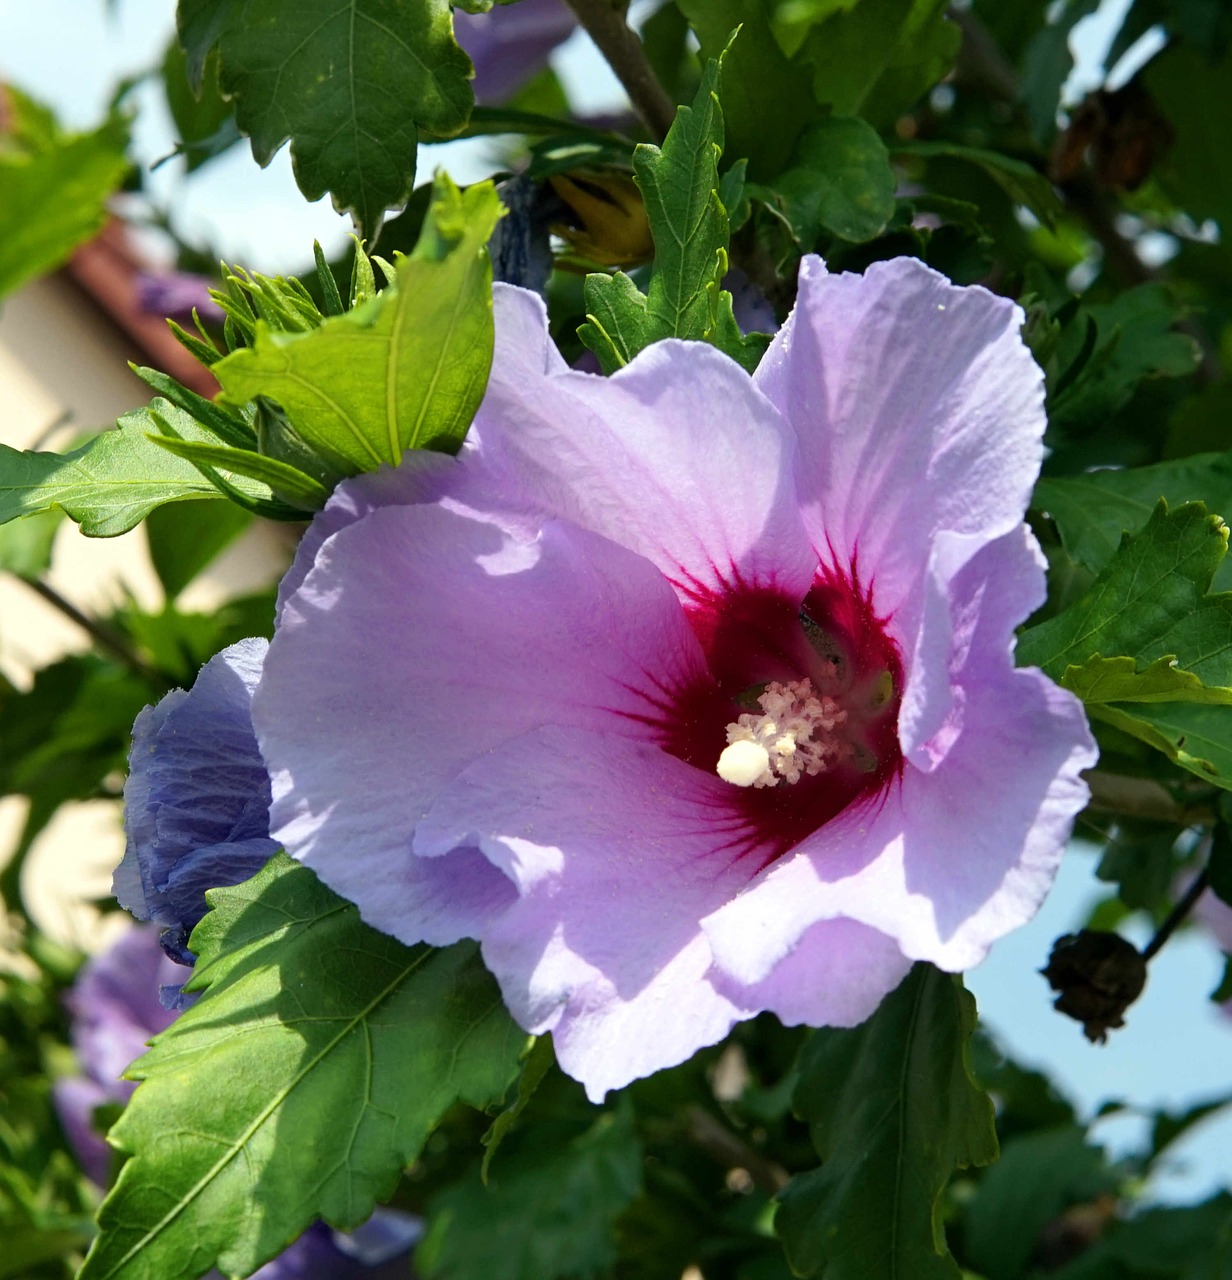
(0, 88), (130, 300)
(161, 38), (236, 172)
(793, 0), (960, 126)
(579, 55), (757, 373)
(636, 57), (728, 346)
(892, 138), (1064, 230)
(0, 404), (269, 537)
(1208, 821), (1232, 909)
(147, 434), (330, 512)
(1095, 819), (1184, 911)
(1145, 41), (1232, 239)
(79, 854), (524, 1280)
(481, 1035), (558, 1181)
(0, 509), (62, 578)
(143, 500), (252, 599)
(419, 1105), (643, 1280)
(1094, 702), (1232, 790)
(962, 1126), (1113, 1280)
(213, 175), (500, 474)
(677, 0), (819, 178)
(1061, 654), (1232, 706)
(1019, 502), (1232, 702)
(577, 272), (648, 374)
(179, 0), (473, 236)
(1034, 449), (1232, 592)
(1048, 285), (1201, 434)
(777, 964), (998, 1278)
(761, 116), (896, 245)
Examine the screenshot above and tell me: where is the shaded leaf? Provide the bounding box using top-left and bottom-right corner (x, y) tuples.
(79, 855), (524, 1280)
(893, 138), (1064, 229)
(793, 0), (960, 127)
(419, 1105), (642, 1280)
(963, 1126), (1112, 1280)
(762, 116), (896, 245)
(677, 0), (818, 178)
(777, 964), (997, 1278)
(0, 509), (62, 578)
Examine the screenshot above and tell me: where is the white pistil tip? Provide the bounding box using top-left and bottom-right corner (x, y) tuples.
(717, 739), (772, 788)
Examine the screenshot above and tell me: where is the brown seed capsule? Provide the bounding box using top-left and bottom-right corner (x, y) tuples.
(1041, 929), (1148, 1043)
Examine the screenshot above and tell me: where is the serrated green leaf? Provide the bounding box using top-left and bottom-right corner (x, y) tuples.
(1095, 702), (1232, 790)
(79, 854), (523, 1280)
(763, 115), (896, 245)
(1034, 450), (1232, 591)
(777, 964), (997, 1279)
(213, 175), (500, 473)
(1019, 501), (1232, 699)
(0, 89), (130, 300)
(637, 60), (727, 344)
(419, 1105), (643, 1280)
(1061, 654), (1232, 706)
(578, 272), (647, 374)
(580, 55), (757, 372)
(0, 403), (268, 537)
(179, 0), (473, 236)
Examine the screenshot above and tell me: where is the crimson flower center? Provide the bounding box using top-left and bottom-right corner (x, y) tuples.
(657, 566), (905, 866)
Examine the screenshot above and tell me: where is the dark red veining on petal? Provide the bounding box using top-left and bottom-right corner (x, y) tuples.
(637, 559), (905, 871)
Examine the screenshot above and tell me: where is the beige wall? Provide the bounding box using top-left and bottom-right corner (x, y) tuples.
(0, 274), (288, 955)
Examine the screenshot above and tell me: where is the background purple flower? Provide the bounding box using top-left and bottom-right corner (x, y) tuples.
(114, 639), (280, 963)
(134, 271), (225, 323)
(453, 0), (576, 103)
(53, 925), (422, 1277)
(255, 258), (1095, 1099)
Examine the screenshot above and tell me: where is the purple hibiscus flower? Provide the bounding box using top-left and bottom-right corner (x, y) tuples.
(54, 926), (421, 1277)
(113, 638), (280, 964)
(453, 0), (577, 103)
(253, 254), (1096, 1101)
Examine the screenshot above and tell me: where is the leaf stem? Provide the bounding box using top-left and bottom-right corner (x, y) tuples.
(1142, 866), (1209, 962)
(18, 576), (164, 689)
(562, 0), (677, 142)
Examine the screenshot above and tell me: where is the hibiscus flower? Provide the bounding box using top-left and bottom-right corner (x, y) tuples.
(251, 255), (1095, 1100)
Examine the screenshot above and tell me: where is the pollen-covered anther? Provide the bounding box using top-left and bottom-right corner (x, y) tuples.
(716, 678), (853, 788)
